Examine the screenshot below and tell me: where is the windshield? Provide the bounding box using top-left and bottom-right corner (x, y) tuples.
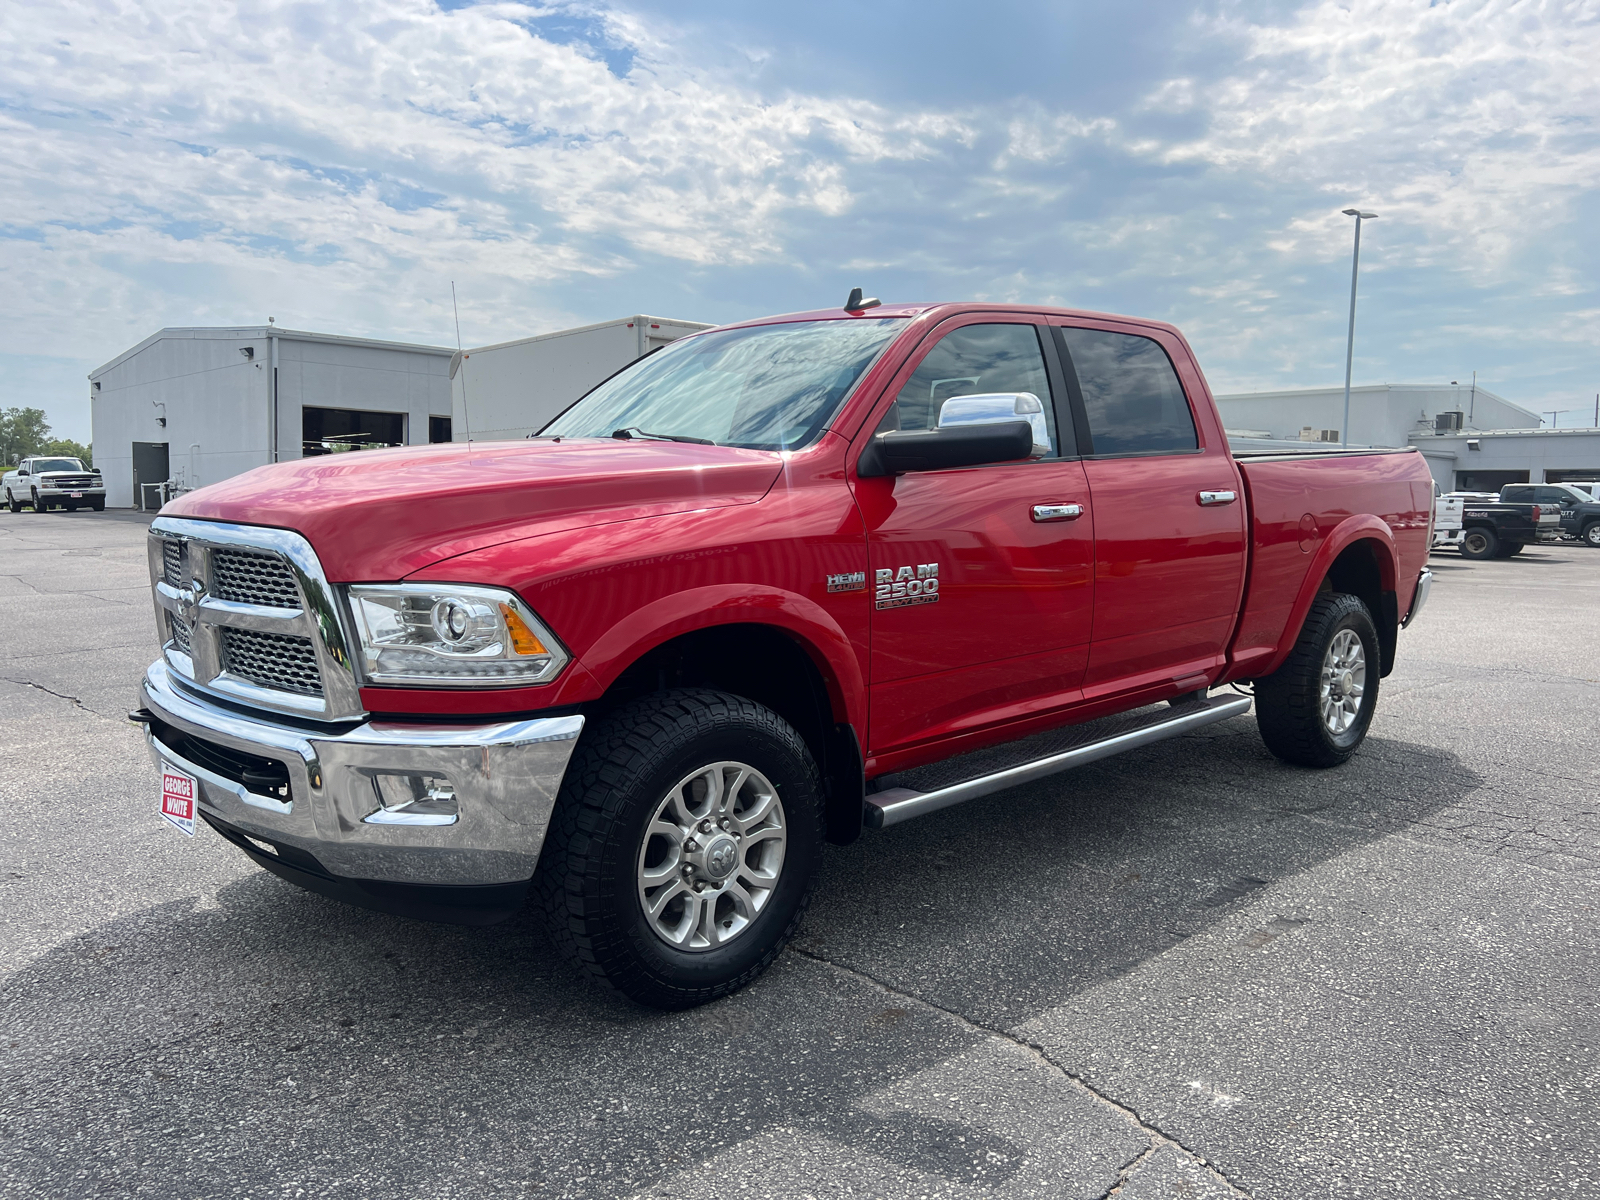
(541, 319), (903, 451)
(31, 458), (85, 473)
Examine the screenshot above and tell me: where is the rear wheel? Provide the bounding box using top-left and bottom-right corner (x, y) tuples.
(1583, 523), (1600, 548)
(1459, 527), (1497, 559)
(1255, 593), (1379, 768)
(1496, 542), (1525, 558)
(535, 688), (824, 1009)
(4, 490), (17, 513)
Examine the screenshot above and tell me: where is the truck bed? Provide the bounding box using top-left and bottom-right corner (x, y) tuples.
(1226, 447), (1432, 682)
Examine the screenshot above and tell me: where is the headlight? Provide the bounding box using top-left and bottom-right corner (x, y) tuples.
(347, 584), (569, 687)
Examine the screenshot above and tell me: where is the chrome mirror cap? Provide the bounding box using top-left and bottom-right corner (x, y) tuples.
(937, 392), (1051, 456)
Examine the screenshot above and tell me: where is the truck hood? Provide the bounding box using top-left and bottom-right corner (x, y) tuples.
(166, 439), (785, 580)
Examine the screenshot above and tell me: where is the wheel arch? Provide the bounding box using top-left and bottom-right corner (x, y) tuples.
(1260, 517), (1400, 680)
(579, 590), (867, 845)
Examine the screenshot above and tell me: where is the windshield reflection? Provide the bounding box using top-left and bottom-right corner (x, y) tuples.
(540, 319), (903, 451)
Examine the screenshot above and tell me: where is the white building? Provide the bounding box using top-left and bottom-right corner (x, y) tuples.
(1215, 383), (1600, 492)
(1410, 427), (1600, 493)
(451, 314), (712, 442)
(90, 326), (454, 509)
(1214, 383), (1540, 449)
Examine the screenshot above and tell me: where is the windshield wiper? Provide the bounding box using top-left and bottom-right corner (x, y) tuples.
(610, 426), (715, 445)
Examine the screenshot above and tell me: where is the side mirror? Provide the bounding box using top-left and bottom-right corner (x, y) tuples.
(937, 392), (1052, 456)
(857, 420), (1035, 477)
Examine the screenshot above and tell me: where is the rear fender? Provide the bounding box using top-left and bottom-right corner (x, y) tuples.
(1255, 516), (1398, 680)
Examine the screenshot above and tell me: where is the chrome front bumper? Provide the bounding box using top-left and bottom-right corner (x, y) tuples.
(1401, 567), (1432, 629)
(138, 661), (584, 897)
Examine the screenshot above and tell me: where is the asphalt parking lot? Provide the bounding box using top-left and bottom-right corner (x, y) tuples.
(2, 509), (1597, 1199)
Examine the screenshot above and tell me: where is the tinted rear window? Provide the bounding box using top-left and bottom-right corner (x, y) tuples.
(1059, 328), (1197, 456)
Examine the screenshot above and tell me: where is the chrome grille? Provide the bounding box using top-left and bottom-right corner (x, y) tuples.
(162, 539), (185, 587)
(169, 611), (192, 654)
(212, 549), (301, 609)
(148, 518), (362, 721)
(48, 474), (98, 488)
(220, 628), (323, 696)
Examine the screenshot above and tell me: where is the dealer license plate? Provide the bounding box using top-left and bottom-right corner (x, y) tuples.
(160, 764), (198, 836)
(70, 491), (83, 498)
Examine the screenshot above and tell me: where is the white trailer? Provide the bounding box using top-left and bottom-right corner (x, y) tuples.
(450, 315), (713, 443)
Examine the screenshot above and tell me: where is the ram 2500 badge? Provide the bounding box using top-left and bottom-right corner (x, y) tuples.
(132, 298), (1434, 1008)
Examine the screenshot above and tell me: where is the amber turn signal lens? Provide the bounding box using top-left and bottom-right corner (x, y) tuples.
(500, 604), (550, 656)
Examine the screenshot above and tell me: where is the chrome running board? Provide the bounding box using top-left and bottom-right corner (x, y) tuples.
(864, 694), (1253, 829)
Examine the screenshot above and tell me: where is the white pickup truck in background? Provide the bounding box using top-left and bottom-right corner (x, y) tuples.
(3, 457), (106, 513)
(1433, 485), (1464, 550)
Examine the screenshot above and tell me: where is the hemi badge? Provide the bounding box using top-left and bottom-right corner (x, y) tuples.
(826, 571), (867, 593)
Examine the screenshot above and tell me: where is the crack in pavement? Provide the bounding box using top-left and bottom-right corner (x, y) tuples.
(1094, 1143), (1159, 1200)
(0, 573), (46, 595)
(792, 947), (1254, 1199)
(2, 677), (123, 725)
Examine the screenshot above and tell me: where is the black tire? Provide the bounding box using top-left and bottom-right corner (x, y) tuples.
(1583, 523), (1600, 549)
(4, 490), (18, 514)
(1255, 593), (1380, 768)
(30, 490), (47, 513)
(535, 688), (824, 1009)
(91, 498), (105, 512)
(1459, 526), (1497, 559)
(1495, 542), (1525, 558)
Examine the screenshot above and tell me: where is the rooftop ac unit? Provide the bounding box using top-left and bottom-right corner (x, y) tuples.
(1435, 411), (1465, 432)
(1299, 427), (1340, 443)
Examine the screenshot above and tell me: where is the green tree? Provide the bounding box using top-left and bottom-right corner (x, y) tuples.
(38, 437), (92, 466)
(0, 407), (52, 466)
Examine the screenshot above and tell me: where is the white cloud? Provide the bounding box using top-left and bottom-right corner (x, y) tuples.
(1161, 0), (1600, 271)
(3, 0), (1597, 424)
(0, 0), (971, 356)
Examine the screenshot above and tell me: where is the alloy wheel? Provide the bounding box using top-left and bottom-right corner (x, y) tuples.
(636, 760), (787, 951)
(1319, 629), (1366, 736)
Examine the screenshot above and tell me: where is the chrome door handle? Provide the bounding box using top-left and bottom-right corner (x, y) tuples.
(1197, 490), (1237, 506)
(1031, 503), (1084, 522)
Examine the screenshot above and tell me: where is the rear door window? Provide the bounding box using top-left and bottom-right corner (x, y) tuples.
(1057, 328), (1197, 456)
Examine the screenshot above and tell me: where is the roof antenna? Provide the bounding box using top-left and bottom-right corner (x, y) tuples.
(844, 287), (881, 313)
(451, 281), (473, 445)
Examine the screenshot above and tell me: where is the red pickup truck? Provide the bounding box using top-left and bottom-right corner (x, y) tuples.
(135, 300), (1433, 1008)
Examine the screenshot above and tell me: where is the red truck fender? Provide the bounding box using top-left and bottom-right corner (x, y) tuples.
(575, 583), (867, 730)
(1250, 514), (1399, 681)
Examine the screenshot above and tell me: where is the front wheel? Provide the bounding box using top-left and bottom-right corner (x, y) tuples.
(1583, 523), (1600, 548)
(90, 498), (106, 512)
(1459, 527), (1497, 559)
(535, 689), (824, 1009)
(30, 490), (47, 513)
(1255, 593), (1379, 768)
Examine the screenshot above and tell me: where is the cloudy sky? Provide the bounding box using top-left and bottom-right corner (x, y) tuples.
(5, 0), (1599, 442)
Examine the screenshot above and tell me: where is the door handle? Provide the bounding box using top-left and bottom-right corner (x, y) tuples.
(1197, 490), (1237, 506)
(1031, 503), (1084, 522)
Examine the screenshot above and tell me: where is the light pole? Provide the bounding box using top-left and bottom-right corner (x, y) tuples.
(1340, 208), (1378, 447)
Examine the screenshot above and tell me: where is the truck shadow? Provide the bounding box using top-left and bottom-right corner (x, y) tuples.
(3, 720), (1478, 1198)
(802, 721), (1480, 1028)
